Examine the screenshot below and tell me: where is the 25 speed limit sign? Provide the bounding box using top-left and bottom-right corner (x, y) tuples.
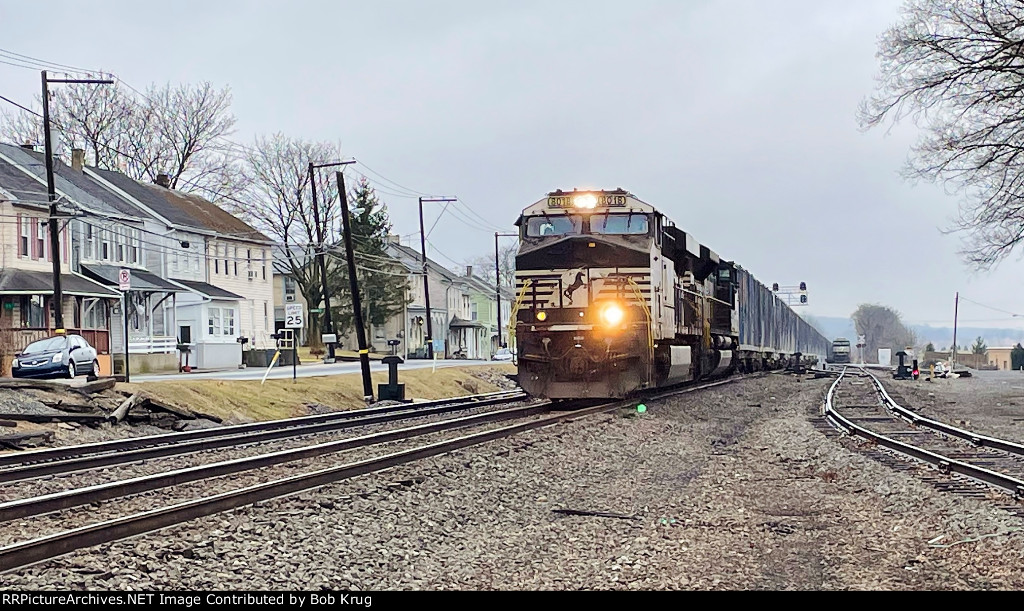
(285, 304), (304, 329)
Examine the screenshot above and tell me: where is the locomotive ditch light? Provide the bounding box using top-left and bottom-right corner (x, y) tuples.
(536, 310), (548, 321)
(600, 302), (626, 327)
(573, 193), (598, 209)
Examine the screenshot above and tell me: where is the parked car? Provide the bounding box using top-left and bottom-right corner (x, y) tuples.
(11, 335), (99, 379)
(492, 347), (513, 362)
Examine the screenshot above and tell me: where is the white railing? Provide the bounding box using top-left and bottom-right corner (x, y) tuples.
(128, 336), (178, 354)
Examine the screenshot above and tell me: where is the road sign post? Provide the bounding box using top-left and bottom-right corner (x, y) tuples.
(285, 305), (304, 382)
(119, 269), (131, 382)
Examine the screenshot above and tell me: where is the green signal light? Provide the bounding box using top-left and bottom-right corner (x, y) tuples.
(636, 403), (647, 414)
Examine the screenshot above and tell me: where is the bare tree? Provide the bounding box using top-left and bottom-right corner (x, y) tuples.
(0, 80), (239, 198)
(861, 0), (1024, 268)
(240, 134), (345, 344)
(852, 304), (918, 362)
(469, 242), (518, 286)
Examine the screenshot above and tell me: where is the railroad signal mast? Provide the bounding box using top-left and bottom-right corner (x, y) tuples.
(771, 281), (808, 307)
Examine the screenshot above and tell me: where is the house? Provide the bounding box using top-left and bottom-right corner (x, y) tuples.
(0, 145), (121, 375)
(83, 167), (276, 371)
(463, 266), (514, 353)
(986, 347), (1017, 370)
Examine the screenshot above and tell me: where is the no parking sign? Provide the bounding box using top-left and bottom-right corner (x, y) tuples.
(118, 268), (131, 291)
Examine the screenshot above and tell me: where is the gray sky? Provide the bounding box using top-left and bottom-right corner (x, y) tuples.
(1, 0), (1021, 329)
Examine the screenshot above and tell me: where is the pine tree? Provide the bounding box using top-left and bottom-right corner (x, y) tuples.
(331, 177), (409, 347)
(971, 336), (987, 355)
(925, 342), (935, 352)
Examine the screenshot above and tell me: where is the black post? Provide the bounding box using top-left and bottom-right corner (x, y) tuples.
(951, 291), (960, 370)
(308, 162), (336, 363)
(494, 232), (501, 349)
(123, 291), (130, 383)
(338, 171), (374, 402)
(418, 198), (433, 360)
(292, 340), (297, 382)
(41, 71), (64, 331)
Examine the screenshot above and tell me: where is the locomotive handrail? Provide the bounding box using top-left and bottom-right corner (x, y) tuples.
(507, 278), (533, 359)
(627, 277), (655, 385)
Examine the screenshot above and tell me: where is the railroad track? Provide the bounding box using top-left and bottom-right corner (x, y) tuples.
(824, 367), (1024, 500)
(0, 375), (745, 573)
(0, 390), (528, 483)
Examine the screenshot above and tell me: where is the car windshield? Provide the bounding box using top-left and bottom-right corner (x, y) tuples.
(23, 337), (67, 354)
(590, 214), (650, 235)
(525, 215), (583, 237)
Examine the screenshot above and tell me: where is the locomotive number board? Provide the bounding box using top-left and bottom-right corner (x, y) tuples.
(547, 194), (629, 208)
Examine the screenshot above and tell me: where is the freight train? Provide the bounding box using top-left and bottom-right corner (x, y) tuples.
(829, 338), (852, 364)
(512, 188), (829, 399)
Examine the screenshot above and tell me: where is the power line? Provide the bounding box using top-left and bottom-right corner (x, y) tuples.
(0, 47), (99, 74)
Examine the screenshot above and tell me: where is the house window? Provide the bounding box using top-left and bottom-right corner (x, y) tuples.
(129, 228), (139, 264)
(116, 228), (125, 262)
(193, 251), (200, 273)
(20, 295), (46, 328)
(214, 244), (220, 274)
(172, 250), (179, 272)
(36, 222), (45, 260)
(84, 223), (95, 260)
(101, 229), (110, 261)
(208, 307), (222, 336)
(471, 302), (478, 321)
(261, 250), (267, 280)
(224, 308), (235, 335)
(222, 245), (228, 275)
(263, 301), (269, 331)
(18, 215), (28, 257)
(83, 298), (107, 329)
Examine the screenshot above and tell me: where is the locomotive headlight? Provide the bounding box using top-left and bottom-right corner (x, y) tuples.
(600, 303), (625, 327)
(573, 193), (597, 209)
(536, 310), (548, 321)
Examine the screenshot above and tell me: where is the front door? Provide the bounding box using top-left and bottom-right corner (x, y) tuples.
(179, 325), (192, 344)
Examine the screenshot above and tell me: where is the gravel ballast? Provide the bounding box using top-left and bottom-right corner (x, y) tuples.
(5, 373), (1024, 589)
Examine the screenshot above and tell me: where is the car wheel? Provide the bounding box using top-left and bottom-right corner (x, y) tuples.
(90, 360), (99, 377)
(66, 361), (76, 379)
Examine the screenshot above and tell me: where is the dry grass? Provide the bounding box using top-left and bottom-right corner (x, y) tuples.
(124, 364), (516, 424)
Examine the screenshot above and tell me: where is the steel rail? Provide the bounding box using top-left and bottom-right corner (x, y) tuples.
(824, 369), (1024, 498)
(0, 389), (526, 469)
(0, 375), (747, 574)
(0, 392), (530, 484)
(866, 372), (1024, 457)
(0, 402), (554, 522)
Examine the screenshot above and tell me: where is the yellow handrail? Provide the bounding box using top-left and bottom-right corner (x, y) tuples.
(507, 278), (532, 352)
(627, 277), (655, 385)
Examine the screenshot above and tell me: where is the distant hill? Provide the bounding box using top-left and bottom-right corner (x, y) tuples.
(803, 316), (1024, 349)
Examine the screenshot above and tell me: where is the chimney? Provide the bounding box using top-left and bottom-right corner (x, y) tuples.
(20, 142), (35, 151)
(465, 265), (473, 277)
(71, 148), (85, 171)
(155, 174), (170, 188)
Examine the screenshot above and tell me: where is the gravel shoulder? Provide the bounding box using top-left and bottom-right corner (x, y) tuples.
(5, 373), (1024, 589)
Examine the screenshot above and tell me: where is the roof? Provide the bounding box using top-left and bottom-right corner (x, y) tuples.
(0, 150), (50, 207)
(0, 269), (119, 298)
(449, 315), (486, 329)
(89, 168), (270, 242)
(169, 279), (244, 300)
(81, 264), (183, 293)
(0, 144), (140, 220)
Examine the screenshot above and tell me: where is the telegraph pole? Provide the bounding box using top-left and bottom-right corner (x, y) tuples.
(337, 171), (374, 401)
(951, 291), (960, 370)
(308, 160), (354, 362)
(41, 70), (112, 330)
(494, 232), (517, 349)
(417, 196), (457, 359)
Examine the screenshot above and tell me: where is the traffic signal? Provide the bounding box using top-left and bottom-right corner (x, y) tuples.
(772, 283), (779, 292)
(799, 282), (807, 291)
(799, 295), (807, 304)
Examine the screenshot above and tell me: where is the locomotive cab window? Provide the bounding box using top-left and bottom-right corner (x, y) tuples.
(525, 215), (583, 237)
(590, 213), (650, 235)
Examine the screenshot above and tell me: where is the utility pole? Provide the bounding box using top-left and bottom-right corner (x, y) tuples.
(494, 232), (517, 350)
(41, 70), (112, 330)
(308, 160), (354, 362)
(336, 171), (374, 402)
(417, 196), (457, 359)
(951, 291), (960, 370)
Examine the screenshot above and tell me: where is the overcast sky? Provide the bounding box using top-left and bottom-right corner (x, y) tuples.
(1, 0), (1021, 329)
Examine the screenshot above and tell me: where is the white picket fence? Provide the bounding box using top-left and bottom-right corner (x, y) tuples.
(127, 336), (178, 354)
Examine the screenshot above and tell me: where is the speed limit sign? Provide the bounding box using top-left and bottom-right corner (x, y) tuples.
(285, 304), (304, 329)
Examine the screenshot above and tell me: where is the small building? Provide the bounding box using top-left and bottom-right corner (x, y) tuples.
(987, 347), (1016, 371)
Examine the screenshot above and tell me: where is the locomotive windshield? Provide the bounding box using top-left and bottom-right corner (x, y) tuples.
(590, 213), (649, 235)
(524, 213), (650, 237)
(526, 215), (583, 236)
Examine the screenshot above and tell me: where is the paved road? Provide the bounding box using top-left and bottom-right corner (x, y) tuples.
(132, 359), (504, 382)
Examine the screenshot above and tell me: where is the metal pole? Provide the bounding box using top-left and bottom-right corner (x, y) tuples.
(123, 291), (130, 383)
(338, 171), (374, 401)
(292, 338), (297, 382)
(419, 198), (433, 360)
(308, 162), (336, 363)
(494, 232), (501, 350)
(41, 71), (64, 331)
(951, 291), (960, 370)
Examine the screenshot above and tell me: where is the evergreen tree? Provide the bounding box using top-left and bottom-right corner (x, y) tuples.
(925, 342), (935, 352)
(971, 336), (988, 355)
(331, 177), (410, 347)
(1012, 344), (1024, 371)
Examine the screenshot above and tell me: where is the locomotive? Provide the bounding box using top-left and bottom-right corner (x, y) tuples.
(512, 188), (829, 399)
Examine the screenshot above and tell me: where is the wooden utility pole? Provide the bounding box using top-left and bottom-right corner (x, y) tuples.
(417, 196), (457, 359)
(337, 171), (373, 401)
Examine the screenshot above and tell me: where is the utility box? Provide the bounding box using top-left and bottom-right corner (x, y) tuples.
(378, 355), (407, 402)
